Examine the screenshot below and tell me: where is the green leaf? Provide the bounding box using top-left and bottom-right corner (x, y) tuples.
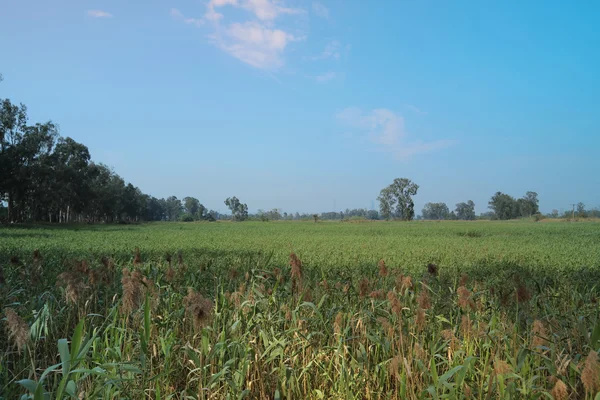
(58, 338), (71, 374)
(17, 379), (38, 393)
(70, 319), (85, 362)
(33, 382), (45, 400)
(65, 380), (77, 397)
(590, 320), (600, 351)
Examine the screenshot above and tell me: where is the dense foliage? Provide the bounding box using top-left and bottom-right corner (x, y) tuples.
(0, 97), (225, 224)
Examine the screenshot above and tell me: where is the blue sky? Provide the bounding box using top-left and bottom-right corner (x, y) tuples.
(1, 0), (599, 215)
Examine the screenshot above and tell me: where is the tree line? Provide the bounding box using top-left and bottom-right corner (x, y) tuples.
(3, 79), (592, 224)
(375, 178), (546, 221)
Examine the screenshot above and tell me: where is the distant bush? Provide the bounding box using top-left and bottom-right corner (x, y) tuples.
(533, 213), (545, 222)
(180, 214), (194, 222)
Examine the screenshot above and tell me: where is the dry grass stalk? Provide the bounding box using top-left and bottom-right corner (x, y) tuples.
(184, 288), (214, 330)
(457, 285), (475, 311)
(387, 291), (402, 316)
(461, 315), (474, 339)
(378, 259), (388, 277)
(289, 252), (303, 294)
(582, 350), (600, 395)
(333, 312), (343, 335)
(531, 319), (549, 349)
(121, 268), (143, 314)
(415, 308), (426, 332)
(4, 308), (29, 351)
(358, 278), (370, 298)
(494, 359), (511, 375)
(57, 270), (87, 305)
(133, 248), (142, 266)
(515, 279), (531, 303)
(551, 379), (568, 400)
(417, 287), (431, 310)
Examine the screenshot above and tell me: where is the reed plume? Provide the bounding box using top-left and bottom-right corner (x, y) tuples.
(378, 259), (388, 277)
(121, 268), (143, 314)
(582, 350), (600, 395)
(551, 379), (568, 400)
(4, 308), (29, 351)
(184, 288), (213, 329)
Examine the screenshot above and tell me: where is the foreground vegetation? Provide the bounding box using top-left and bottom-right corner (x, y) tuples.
(1, 221), (600, 399)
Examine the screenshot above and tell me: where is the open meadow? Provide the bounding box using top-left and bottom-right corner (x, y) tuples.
(1, 220), (600, 399)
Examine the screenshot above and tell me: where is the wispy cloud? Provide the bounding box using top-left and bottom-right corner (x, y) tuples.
(312, 2), (329, 18)
(307, 40), (341, 61)
(407, 104), (427, 115)
(170, 8), (204, 27)
(206, 0), (304, 22)
(87, 10), (113, 18)
(198, 0), (305, 70)
(336, 107), (454, 159)
(315, 71), (336, 82)
(212, 21), (301, 69)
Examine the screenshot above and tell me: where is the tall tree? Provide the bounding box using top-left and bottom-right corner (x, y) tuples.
(577, 202), (586, 217)
(422, 202), (450, 220)
(455, 200), (476, 220)
(378, 178), (419, 221)
(225, 196), (248, 221)
(183, 197), (201, 218)
(165, 196), (183, 221)
(377, 186), (396, 220)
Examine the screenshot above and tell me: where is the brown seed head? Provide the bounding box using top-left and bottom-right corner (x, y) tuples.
(415, 308), (426, 332)
(582, 350), (600, 394)
(378, 259), (388, 277)
(369, 290), (385, 300)
(121, 268), (143, 314)
(289, 252), (303, 294)
(333, 311), (344, 335)
(57, 270), (87, 305)
(551, 379), (568, 400)
(358, 278), (370, 298)
(387, 291), (402, 315)
(459, 273), (469, 287)
(4, 308), (29, 351)
(10, 256), (20, 265)
(133, 248), (142, 266)
(417, 287), (431, 310)
(531, 319), (549, 349)
(183, 288), (214, 330)
(457, 286), (475, 311)
(494, 359), (511, 375)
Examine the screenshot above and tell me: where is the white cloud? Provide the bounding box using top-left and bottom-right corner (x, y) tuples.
(200, 0), (304, 69)
(87, 10), (113, 18)
(315, 71), (336, 82)
(312, 2), (329, 18)
(214, 21), (300, 69)
(206, 0), (303, 21)
(336, 108), (454, 159)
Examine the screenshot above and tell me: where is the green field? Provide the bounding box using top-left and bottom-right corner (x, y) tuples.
(2, 221), (600, 399)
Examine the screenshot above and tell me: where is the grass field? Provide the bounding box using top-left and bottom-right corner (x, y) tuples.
(1, 220), (600, 399)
